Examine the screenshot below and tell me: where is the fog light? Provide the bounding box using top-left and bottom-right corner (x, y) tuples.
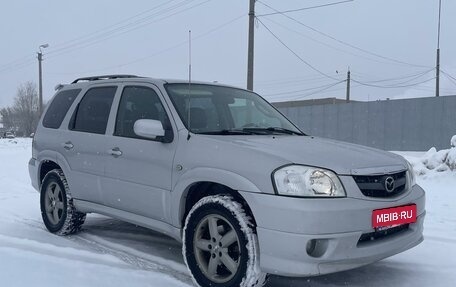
(306, 239), (317, 255)
(306, 239), (329, 258)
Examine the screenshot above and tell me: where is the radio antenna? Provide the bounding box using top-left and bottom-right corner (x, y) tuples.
(187, 30), (192, 140)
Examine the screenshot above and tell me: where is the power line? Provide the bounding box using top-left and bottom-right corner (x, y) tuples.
(257, 0), (430, 69)
(255, 76), (333, 89)
(0, 54), (35, 71)
(263, 80), (346, 97)
(271, 80), (347, 101)
(48, 0), (179, 51)
(47, 13), (247, 76)
(261, 16), (423, 68)
(0, 0), (212, 75)
(46, 0), (213, 59)
(256, 17), (340, 81)
(440, 70), (456, 87)
(0, 0), (176, 72)
(257, 0), (354, 17)
(441, 69), (456, 82)
(0, 57), (36, 75)
(409, 85), (454, 93)
(228, 74), (330, 88)
(352, 77), (436, 89)
(353, 69), (435, 87)
(350, 68), (434, 84)
(45, 0), (194, 56)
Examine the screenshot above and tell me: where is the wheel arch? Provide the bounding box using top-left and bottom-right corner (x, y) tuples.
(37, 151), (73, 190)
(39, 160), (61, 186)
(171, 167), (262, 230)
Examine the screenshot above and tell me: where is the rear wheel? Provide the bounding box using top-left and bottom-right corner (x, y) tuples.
(183, 195), (266, 287)
(40, 169), (86, 235)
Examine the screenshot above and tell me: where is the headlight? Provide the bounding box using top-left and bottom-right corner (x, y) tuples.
(273, 165), (346, 197)
(406, 161), (416, 188)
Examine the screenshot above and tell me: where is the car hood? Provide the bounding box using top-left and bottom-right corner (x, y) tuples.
(219, 135), (407, 175)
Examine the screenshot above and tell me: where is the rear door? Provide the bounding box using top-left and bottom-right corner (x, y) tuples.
(59, 85), (118, 203)
(102, 84), (177, 221)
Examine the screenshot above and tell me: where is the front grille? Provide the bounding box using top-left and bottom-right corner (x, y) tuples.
(358, 224), (409, 245)
(353, 171), (407, 198)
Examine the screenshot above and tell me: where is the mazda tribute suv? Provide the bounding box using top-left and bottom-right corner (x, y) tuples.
(29, 75), (425, 287)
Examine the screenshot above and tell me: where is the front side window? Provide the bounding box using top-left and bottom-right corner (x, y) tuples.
(114, 86), (169, 139)
(70, 86), (117, 134)
(165, 84), (302, 135)
(43, 89), (81, 129)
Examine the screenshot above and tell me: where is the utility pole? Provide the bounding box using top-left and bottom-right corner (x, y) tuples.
(37, 51), (43, 114)
(247, 0), (255, 91)
(37, 44), (48, 115)
(346, 69), (351, 102)
(436, 0), (442, 97)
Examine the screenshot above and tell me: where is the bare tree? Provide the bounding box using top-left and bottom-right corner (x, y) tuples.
(13, 82), (40, 136)
(0, 107), (19, 130)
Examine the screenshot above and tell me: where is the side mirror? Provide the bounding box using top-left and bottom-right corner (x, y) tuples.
(133, 119), (165, 140)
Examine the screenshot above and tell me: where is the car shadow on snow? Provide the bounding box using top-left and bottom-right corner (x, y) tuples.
(81, 216), (416, 287)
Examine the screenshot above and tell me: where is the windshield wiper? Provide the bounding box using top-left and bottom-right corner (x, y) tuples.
(198, 129), (255, 135)
(242, 127), (304, 135)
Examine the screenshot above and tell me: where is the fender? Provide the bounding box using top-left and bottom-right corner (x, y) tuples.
(36, 150), (74, 192)
(170, 167), (262, 228)
(35, 150), (57, 190)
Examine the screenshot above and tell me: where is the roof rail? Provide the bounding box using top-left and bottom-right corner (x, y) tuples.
(71, 74), (139, 84)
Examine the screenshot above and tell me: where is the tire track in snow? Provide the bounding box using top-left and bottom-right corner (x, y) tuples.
(0, 234), (132, 269)
(9, 216), (193, 285)
(68, 233), (193, 285)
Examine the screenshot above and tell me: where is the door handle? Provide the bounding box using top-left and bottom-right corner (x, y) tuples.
(62, 141), (74, 150)
(108, 147), (122, 158)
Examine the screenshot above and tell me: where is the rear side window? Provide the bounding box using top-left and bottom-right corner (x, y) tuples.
(42, 89), (81, 129)
(70, 86), (117, 134)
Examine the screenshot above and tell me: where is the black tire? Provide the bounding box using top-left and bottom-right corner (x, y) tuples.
(183, 195), (266, 287)
(40, 169), (86, 235)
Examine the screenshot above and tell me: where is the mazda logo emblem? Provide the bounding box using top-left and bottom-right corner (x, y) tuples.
(384, 176), (395, 192)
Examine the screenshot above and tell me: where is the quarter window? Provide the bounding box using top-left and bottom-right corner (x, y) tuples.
(43, 89), (81, 129)
(114, 86), (169, 139)
(70, 86), (117, 134)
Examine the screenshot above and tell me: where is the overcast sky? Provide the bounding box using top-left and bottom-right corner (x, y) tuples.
(0, 0), (455, 108)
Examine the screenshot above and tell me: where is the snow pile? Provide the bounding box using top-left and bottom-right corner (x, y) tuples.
(404, 135), (456, 176)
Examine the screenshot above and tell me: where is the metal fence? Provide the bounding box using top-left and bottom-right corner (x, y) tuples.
(276, 95), (456, 151)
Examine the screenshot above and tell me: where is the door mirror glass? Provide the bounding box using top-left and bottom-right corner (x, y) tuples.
(133, 119), (165, 140)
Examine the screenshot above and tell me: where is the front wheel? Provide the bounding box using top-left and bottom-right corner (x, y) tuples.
(183, 195), (266, 287)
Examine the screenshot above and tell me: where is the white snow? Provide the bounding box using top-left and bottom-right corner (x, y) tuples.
(0, 138), (455, 286)
(396, 136), (456, 176)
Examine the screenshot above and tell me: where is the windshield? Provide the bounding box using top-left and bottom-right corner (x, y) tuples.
(165, 84), (303, 135)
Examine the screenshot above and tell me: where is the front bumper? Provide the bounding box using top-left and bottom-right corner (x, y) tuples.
(240, 183), (425, 277)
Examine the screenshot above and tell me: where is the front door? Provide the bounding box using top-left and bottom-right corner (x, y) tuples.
(102, 84), (177, 221)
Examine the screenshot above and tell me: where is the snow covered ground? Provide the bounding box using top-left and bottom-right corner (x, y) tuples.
(0, 139), (455, 287)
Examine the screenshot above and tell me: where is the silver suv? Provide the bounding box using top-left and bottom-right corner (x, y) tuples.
(29, 75), (425, 287)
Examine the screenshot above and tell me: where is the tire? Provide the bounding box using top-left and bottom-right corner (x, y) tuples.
(40, 169), (86, 235)
(183, 195), (267, 287)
